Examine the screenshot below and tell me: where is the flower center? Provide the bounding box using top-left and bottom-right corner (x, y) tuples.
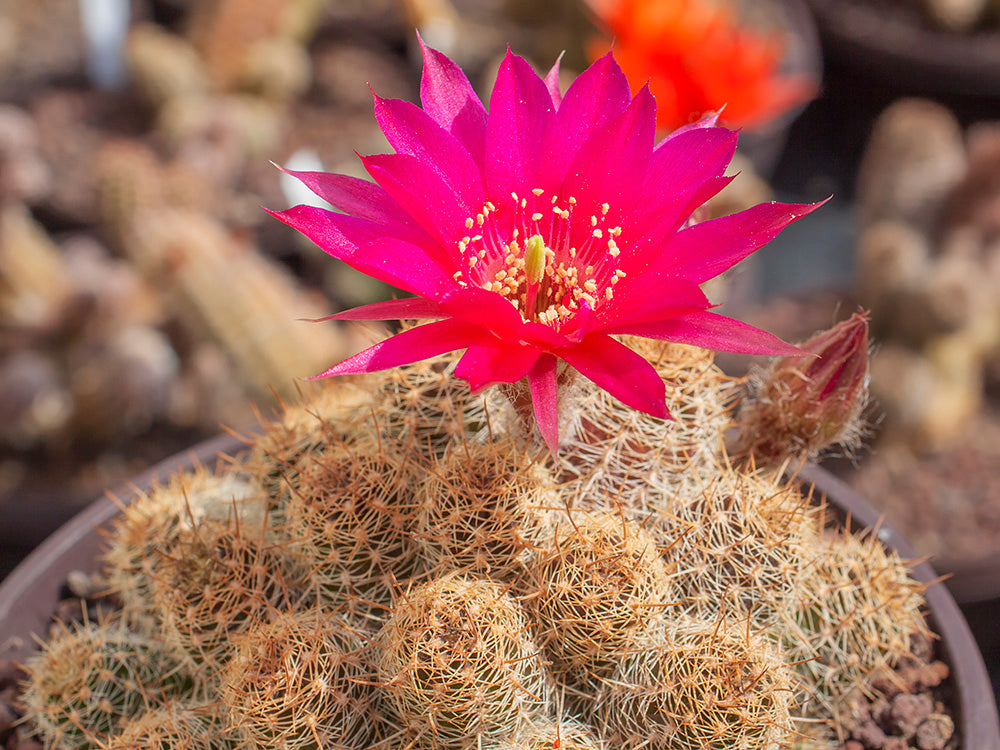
(453, 188), (627, 328)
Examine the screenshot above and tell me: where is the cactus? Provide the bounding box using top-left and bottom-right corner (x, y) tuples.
(554, 339), (736, 511)
(102, 466), (267, 633)
(491, 717), (602, 750)
(655, 462), (819, 626)
(415, 438), (553, 580)
(105, 703), (242, 750)
(145, 515), (302, 676)
(375, 573), (550, 748)
(594, 615), (796, 750)
(520, 511), (674, 687)
(21, 621), (191, 750)
(280, 435), (424, 623)
(23, 336), (936, 749)
(777, 528), (928, 723)
(221, 608), (377, 750)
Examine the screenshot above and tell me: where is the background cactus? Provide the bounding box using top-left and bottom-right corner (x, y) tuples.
(19, 334), (936, 750)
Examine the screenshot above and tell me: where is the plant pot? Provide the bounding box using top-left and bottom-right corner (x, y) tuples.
(1, 437), (998, 749)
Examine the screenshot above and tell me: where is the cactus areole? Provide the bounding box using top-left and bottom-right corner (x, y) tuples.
(269, 37), (821, 453)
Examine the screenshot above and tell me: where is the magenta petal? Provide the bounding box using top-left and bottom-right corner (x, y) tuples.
(485, 49), (556, 200)
(277, 169), (415, 229)
(544, 52), (632, 180)
(543, 54), (563, 108)
(268, 205), (456, 297)
(559, 335), (668, 419)
(373, 95), (485, 203)
(418, 35), (487, 165)
(644, 200), (825, 285)
(599, 276), (709, 328)
(311, 319), (490, 378)
(362, 152), (475, 254)
(627, 127), (739, 242)
(527, 353), (560, 456)
(313, 297), (446, 322)
(455, 342), (540, 392)
(561, 86), (655, 224)
(659, 109), (722, 139)
(610, 310), (803, 356)
(437, 287), (573, 349)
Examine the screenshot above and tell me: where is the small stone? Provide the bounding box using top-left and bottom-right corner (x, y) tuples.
(915, 714), (954, 750)
(11, 737), (44, 750)
(889, 693), (935, 737)
(853, 719), (888, 749)
(842, 741), (865, 750)
(882, 739), (908, 750)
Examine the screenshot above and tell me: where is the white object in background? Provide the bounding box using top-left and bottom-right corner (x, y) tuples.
(79, 0), (130, 90)
(280, 149), (334, 210)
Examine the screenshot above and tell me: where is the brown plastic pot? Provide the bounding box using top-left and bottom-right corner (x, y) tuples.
(0, 440), (997, 748)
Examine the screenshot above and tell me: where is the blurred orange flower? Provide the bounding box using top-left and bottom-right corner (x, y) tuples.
(586, 0), (817, 131)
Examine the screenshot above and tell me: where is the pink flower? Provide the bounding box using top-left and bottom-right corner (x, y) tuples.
(269, 39), (819, 454)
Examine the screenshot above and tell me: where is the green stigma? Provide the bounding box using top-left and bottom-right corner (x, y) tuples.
(524, 234), (547, 286)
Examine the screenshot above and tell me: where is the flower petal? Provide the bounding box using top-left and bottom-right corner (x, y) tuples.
(455, 342), (541, 392)
(626, 126), (739, 243)
(543, 54), (563, 108)
(486, 49), (557, 200)
(373, 94), (485, 204)
(437, 287), (573, 349)
(276, 168), (415, 229)
(268, 205), (456, 297)
(543, 51), (632, 181)
(527, 353), (560, 455)
(313, 297), (446, 322)
(559, 334), (670, 419)
(611, 310), (802, 355)
(641, 199), (825, 284)
(362, 152), (476, 255)
(599, 275), (709, 327)
(310, 319), (490, 378)
(561, 85), (656, 228)
(559, 334), (668, 418)
(418, 35), (488, 165)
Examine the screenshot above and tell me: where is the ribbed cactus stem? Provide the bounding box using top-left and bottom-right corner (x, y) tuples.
(376, 573), (550, 748)
(221, 609), (377, 750)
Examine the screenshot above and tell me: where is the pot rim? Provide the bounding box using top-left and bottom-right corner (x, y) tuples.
(0, 438), (996, 748)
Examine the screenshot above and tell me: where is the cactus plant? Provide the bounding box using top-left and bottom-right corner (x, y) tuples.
(17, 38), (942, 750)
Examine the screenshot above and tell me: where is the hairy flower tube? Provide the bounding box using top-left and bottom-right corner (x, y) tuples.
(586, 0), (817, 130)
(269, 39), (820, 453)
(738, 310), (871, 463)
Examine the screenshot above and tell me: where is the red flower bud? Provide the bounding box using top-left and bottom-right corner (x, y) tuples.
(738, 311), (870, 464)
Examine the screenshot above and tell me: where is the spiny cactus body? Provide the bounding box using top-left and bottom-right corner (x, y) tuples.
(23, 332), (933, 750)
(415, 438), (553, 580)
(221, 609), (376, 750)
(595, 616), (796, 750)
(21, 622), (190, 750)
(778, 528), (928, 722)
(376, 574), (550, 748)
(521, 511), (674, 686)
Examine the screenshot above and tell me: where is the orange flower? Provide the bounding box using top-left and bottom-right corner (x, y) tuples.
(587, 0), (816, 131)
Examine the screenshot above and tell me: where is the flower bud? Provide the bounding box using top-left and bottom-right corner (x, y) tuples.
(737, 311), (870, 464)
